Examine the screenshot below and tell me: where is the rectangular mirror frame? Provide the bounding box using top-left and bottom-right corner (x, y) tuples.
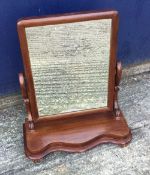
(18, 10), (118, 122)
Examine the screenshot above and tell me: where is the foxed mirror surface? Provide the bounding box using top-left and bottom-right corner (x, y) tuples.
(25, 18), (112, 116)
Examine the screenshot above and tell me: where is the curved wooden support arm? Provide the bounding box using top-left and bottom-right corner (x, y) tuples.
(19, 73), (34, 129)
(19, 73), (28, 100)
(116, 61), (122, 87)
(114, 61), (122, 119)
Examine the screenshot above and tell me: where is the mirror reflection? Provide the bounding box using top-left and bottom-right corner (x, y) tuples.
(25, 19), (112, 116)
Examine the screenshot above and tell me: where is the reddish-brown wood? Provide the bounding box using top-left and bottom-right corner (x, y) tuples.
(17, 10), (132, 161)
(114, 61), (122, 119)
(24, 111), (131, 160)
(19, 73), (34, 129)
(17, 10), (118, 121)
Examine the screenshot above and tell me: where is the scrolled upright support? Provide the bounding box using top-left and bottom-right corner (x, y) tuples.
(19, 73), (34, 130)
(114, 61), (122, 119)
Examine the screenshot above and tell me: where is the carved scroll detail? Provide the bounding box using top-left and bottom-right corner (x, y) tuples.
(114, 61), (122, 119)
(19, 73), (34, 129)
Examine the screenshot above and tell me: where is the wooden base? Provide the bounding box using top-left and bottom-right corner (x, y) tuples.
(23, 110), (131, 161)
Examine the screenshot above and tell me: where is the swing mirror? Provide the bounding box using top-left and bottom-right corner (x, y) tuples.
(17, 11), (132, 161)
(18, 11), (116, 119)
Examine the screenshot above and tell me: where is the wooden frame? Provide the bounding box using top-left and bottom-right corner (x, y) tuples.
(17, 10), (132, 161)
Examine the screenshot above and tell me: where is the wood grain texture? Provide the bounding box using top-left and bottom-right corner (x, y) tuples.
(17, 10), (118, 121)
(24, 111), (131, 160)
(25, 19), (112, 116)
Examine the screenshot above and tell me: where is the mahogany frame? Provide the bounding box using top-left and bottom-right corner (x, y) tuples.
(17, 10), (132, 161)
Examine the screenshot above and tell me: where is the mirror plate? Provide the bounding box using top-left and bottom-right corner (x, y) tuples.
(25, 19), (112, 116)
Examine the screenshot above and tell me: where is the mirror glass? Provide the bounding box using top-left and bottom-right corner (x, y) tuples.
(25, 19), (112, 116)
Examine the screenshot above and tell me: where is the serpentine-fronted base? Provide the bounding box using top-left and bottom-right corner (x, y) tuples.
(23, 111), (132, 161)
